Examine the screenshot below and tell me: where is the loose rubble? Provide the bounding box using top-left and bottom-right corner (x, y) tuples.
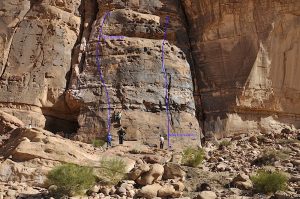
(0, 126), (300, 198)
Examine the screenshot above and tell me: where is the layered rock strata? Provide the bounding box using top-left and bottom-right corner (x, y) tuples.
(72, 0), (200, 145)
(0, 0), (299, 143)
(0, 0), (200, 146)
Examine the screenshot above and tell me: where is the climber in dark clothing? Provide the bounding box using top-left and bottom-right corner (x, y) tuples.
(114, 111), (122, 125)
(117, 127), (126, 144)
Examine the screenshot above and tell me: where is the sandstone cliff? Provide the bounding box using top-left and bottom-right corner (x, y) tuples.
(0, 0), (299, 144)
(182, 0), (300, 135)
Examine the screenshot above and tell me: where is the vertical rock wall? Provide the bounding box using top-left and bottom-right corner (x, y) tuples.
(1, 0), (299, 143)
(72, 0), (201, 146)
(182, 0), (300, 136)
(0, 0), (82, 133)
(0, 0), (201, 146)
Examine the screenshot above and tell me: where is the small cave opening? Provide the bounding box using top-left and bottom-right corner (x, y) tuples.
(44, 115), (79, 138)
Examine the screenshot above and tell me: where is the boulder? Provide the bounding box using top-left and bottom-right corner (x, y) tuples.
(48, 185), (58, 195)
(127, 189), (136, 198)
(123, 157), (136, 173)
(232, 174), (253, 190)
(194, 191), (217, 199)
(99, 186), (110, 196)
(0, 111), (24, 134)
(229, 188), (242, 195)
(137, 184), (162, 199)
(86, 185), (100, 195)
(136, 163), (164, 185)
(172, 181), (185, 192)
(6, 189), (17, 197)
(215, 162), (228, 171)
(234, 181), (253, 190)
(292, 160), (300, 166)
(163, 163), (186, 180)
(143, 155), (163, 164)
(120, 181), (134, 191)
(232, 173), (250, 182)
(128, 163), (150, 181)
(157, 184), (176, 197)
(117, 186), (126, 196)
(274, 191), (293, 199)
(290, 175), (300, 182)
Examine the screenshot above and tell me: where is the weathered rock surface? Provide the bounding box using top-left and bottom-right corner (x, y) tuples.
(182, 0), (300, 135)
(137, 183), (162, 199)
(0, 0), (82, 135)
(0, 0), (201, 147)
(0, 127), (103, 186)
(73, 1), (201, 146)
(136, 163), (164, 185)
(163, 162), (186, 180)
(194, 191), (217, 199)
(0, 110), (24, 133)
(0, 110), (24, 146)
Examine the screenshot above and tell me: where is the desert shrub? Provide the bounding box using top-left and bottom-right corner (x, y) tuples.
(252, 149), (289, 166)
(46, 163), (95, 196)
(182, 147), (205, 167)
(91, 139), (106, 147)
(251, 170), (288, 194)
(129, 148), (141, 154)
(257, 135), (266, 142)
(218, 140), (231, 149)
(95, 157), (126, 185)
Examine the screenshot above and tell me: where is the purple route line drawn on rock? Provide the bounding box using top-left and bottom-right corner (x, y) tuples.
(161, 16), (171, 147)
(96, 11), (125, 137)
(161, 17), (198, 147)
(169, 134), (197, 137)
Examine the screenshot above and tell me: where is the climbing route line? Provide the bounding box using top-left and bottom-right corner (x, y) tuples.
(161, 17), (196, 147)
(96, 11), (125, 136)
(161, 16), (170, 147)
(169, 134), (196, 137)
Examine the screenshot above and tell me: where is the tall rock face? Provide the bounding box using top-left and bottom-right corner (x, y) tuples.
(0, 0), (299, 144)
(71, 0), (200, 145)
(0, 0), (200, 146)
(0, 0), (82, 133)
(182, 0), (300, 135)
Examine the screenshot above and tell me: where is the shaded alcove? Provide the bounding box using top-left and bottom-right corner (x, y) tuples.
(44, 115), (79, 136)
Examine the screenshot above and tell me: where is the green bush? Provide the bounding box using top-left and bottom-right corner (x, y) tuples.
(95, 157), (126, 185)
(92, 139), (106, 147)
(252, 149), (289, 166)
(46, 163), (95, 196)
(251, 170), (288, 194)
(129, 148), (141, 154)
(182, 147), (205, 167)
(218, 140), (231, 149)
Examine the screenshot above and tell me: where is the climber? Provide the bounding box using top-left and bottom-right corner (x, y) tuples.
(117, 127), (126, 144)
(114, 110), (122, 125)
(107, 133), (112, 148)
(159, 135), (164, 149)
